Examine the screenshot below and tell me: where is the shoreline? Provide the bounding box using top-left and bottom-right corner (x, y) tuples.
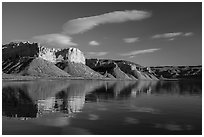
(2, 76), (201, 82)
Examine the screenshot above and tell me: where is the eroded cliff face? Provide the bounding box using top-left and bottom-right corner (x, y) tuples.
(6, 41), (199, 80)
(68, 48), (85, 64)
(55, 48), (85, 64)
(38, 46), (57, 63)
(3, 42), (39, 60)
(2, 42), (87, 77)
(86, 59), (159, 80)
(3, 42), (86, 64)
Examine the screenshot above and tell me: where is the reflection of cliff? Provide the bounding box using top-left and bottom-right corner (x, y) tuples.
(2, 86), (38, 118)
(3, 80), (70, 101)
(85, 80), (157, 101)
(85, 80), (201, 102)
(85, 81), (138, 101)
(53, 80), (105, 113)
(2, 80), (105, 118)
(129, 81), (158, 97)
(3, 80), (201, 119)
(154, 81), (202, 95)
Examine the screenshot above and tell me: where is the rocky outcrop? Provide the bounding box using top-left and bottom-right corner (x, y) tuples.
(3, 42), (159, 80)
(3, 41), (200, 80)
(111, 65), (132, 80)
(150, 66), (202, 80)
(38, 46), (57, 63)
(86, 59), (158, 80)
(55, 48), (85, 64)
(3, 41), (86, 64)
(3, 42), (39, 60)
(2, 42), (87, 78)
(86, 59), (202, 80)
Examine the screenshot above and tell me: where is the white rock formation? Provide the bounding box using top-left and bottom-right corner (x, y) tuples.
(38, 46), (56, 63)
(66, 48), (85, 64)
(39, 47), (86, 64)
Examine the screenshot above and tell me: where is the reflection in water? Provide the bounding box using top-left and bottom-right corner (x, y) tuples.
(124, 117), (140, 124)
(154, 123), (194, 131)
(3, 80), (201, 119)
(2, 80), (201, 135)
(3, 80), (105, 118)
(3, 86), (38, 118)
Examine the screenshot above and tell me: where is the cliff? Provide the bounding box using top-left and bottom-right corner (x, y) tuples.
(2, 42), (99, 78)
(3, 41), (199, 80)
(86, 59), (158, 80)
(3, 41), (86, 64)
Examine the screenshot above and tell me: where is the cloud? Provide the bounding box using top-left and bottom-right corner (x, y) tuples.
(152, 32), (194, 41)
(89, 40), (100, 46)
(86, 51), (108, 56)
(183, 32), (194, 37)
(120, 48), (160, 57)
(32, 10), (151, 48)
(124, 37), (140, 43)
(152, 32), (183, 39)
(32, 33), (77, 48)
(63, 10), (152, 35)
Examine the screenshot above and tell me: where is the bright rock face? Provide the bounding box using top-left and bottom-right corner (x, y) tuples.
(55, 48), (86, 64)
(67, 48), (85, 64)
(38, 46), (57, 63)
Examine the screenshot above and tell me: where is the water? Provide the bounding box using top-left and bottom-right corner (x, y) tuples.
(2, 80), (202, 135)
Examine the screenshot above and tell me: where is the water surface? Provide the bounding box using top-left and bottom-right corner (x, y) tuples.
(2, 80), (202, 135)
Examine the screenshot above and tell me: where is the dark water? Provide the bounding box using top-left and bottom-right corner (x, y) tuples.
(2, 80), (202, 135)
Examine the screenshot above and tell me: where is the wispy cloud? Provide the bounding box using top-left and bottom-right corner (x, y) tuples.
(152, 32), (183, 39)
(89, 40), (100, 46)
(152, 32), (194, 41)
(32, 10), (151, 48)
(183, 32), (194, 37)
(123, 37), (140, 43)
(86, 51), (108, 56)
(32, 33), (77, 48)
(120, 48), (160, 58)
(63, 10), (152, 35)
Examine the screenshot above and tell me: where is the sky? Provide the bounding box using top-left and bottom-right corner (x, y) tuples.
(2, 2), (202, 66)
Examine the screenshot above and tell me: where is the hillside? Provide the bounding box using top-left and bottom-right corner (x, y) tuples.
(56, 61), (104, 79)
(3, 57), (70, 77)
(2, 42), (105, 79)
(86, 59), (202, 80)
(86, 59), (158, 80)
